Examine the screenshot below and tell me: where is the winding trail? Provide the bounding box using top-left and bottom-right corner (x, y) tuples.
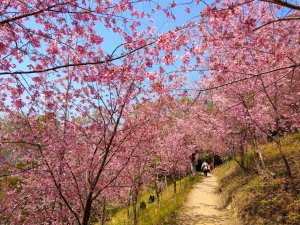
(177, 174), (238, 225)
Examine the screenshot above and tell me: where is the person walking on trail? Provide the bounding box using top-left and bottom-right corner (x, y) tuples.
(201, 161), (209, 177)
(207, 163), (211, 172)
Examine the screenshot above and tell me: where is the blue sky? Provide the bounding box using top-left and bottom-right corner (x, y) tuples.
(1, 0), (211, 115)
(10, 1), (208, 75)
(2, 0), (297, 116)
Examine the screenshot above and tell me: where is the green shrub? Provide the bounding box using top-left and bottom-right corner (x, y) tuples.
(275, 169), (289, 176)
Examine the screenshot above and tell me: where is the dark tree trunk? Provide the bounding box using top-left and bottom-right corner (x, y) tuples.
(82, 193), (93, 225)
(155, 189), (160, 207)
(132, 190), (138, 225)
(239, 145), (246, 170)
(154, 176), (160, 207)
(100, 197), (106, 225)
(274, 136), (292, 178)
(179, 173), (182, 190)
(173, 178), (177, 194)
(127, 195), (131, 218)
(132, 202), (137, 225)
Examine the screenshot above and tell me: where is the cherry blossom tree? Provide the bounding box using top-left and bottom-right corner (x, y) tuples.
(0, 52), (183, 224)
(1, 0), (300, 224)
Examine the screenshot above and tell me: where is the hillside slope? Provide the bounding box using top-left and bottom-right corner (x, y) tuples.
(214, 132), (300, 225)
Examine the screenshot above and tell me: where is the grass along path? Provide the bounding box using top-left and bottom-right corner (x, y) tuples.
(176, 173), (239, 225)
(104, 175), (198, 225)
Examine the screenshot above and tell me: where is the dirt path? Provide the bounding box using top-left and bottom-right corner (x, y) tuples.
(176, 174), (238, 225)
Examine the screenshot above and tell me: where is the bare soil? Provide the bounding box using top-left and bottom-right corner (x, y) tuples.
(176, 174), (239, 225)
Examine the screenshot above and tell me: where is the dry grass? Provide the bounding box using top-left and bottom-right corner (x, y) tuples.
(214, 132), (300, 225)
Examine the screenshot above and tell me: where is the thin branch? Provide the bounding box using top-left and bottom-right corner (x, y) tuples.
(0, 41), (155, 76)
(259, 0), (300, 11)
(222, 68), (293, 112)
(186, 63), (300, 109)
(253, 16), (300, 31)
(0, 2), (70, 25)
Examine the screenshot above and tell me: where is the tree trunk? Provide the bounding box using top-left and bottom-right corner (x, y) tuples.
(132, 202), (137, 225)
(232, 153), (247, 171)
(132, 190), (138, 225)
(252, 137), (266, 174)
(154, 176), (160, 207)
(190, 160), (196, 176)
(173, 178), (177, 194)
(100, 197), (106, 225)
(239, 145), (246, 171)
(127, 195), (131, 218)
(179, 173), (182, 190)
(274, 136), (292, 178)
(155, 189), (160, 207)
(82, 193), (93, 225)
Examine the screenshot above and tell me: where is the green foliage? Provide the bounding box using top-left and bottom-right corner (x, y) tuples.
(248, 179), (261, 193)
(275, 169), (289, 176)
(15, 160), (37, 170)
(7, 177), (20, 187)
